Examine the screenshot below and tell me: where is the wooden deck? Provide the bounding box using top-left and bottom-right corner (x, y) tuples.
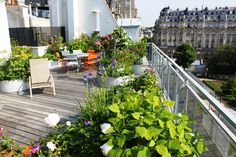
(0, 70), (88, 145)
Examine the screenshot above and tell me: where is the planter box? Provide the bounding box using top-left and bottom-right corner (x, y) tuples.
(0, 80), (28, 93)
(134, 64), (144, 75)
(97, 75), (131, 88)
(31, 46), (48, 57)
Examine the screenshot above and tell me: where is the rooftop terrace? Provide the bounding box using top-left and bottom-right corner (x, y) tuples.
(0, 44), (235, 157)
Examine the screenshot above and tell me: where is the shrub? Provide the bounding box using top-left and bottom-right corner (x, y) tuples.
(36, 70), (206, 156)
(222, 77), (236, 107)
(0, 46), (36, 81)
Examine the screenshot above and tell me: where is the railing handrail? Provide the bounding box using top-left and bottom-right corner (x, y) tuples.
(151, 43), (236, 129)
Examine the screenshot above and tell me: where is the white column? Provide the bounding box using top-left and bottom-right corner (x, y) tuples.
(48, 0), (60, 27)
(0, 1), (11, 58)
(67, 0), (79, 41)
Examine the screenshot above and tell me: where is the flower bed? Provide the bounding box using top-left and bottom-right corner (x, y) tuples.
(0, 70), (207, 156)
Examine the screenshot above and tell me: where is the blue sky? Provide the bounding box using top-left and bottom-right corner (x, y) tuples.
(136, 0), (236, 27)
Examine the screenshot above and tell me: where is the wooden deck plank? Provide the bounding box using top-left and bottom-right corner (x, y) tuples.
(0, 71), (87, 145)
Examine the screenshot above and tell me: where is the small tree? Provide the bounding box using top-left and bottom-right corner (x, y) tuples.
(175, 43), (197, 69)
(208, 43), (236, 75)
(222, 77), (236, 107)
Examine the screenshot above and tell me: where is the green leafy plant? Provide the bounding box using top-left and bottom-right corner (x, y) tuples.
(67, 38), (86, 53)
(0, 46), (37, 81)
(103, 89), (206, 157)
(43, 35), (64, 61)
(129, 38), (148, 64)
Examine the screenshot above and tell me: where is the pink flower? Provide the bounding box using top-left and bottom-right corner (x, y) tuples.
(31, 145), (40, 154)
(52, 47), (56, 52)
(106, 34), (112, 39)
(96, 41), (102, 46)
(0, 128), (3, 136)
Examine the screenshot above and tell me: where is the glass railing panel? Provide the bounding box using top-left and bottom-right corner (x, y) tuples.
(149, 43), (236, 157)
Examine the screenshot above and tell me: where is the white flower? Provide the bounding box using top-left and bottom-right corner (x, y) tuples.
(114, 76), (131, 86)
(45, 113), (60, 127)
(178, 113), (182, 117)
(66, 121), (71, 126)
(117, 68), (124, 72)
(100, 143), (113, 156)
(193, 139), (198, 145)
(47, 141), (56, 151)
(100, 123), (111, 134)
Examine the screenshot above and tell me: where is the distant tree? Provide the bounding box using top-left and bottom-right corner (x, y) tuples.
(208, 43), (236, 75)
(175, 43), (197, 69)
(222, 77), (236, 107)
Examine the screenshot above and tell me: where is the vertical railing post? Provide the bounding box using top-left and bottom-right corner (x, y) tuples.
(167, 61), (170, 99)
(185, 80), (189, 114)
(174, 70), (179, 114)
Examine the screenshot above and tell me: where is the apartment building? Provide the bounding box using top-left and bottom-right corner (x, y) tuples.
(154, 6), (236, 58)
(110, 0), (137, 18)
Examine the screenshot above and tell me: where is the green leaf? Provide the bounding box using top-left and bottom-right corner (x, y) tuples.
(143, 115), (156, 125)
(135, 127), (151, 140)
(149, 140), (155, 147)
(197, 141), (204, 154)
(169, 139), (180, 150)
(153, 96), (160, 109)
(169, 127), (176, 139)
(163, 100), (175, 107)
(155, 145), (171, 157)
(180, 143), (192, 154)
(117, 113), (126, 119)
(109, 104), (120, 113)
(108, 148), (123, 157)
(137, 147), (151, 157)
(107, 137), (114, 145)
(158, 119), (164, 128)
(127, 120), (139, 126)
(148, 126), (162, 139)
(132, 112), (141, 120)
(115, 134), (126, 147)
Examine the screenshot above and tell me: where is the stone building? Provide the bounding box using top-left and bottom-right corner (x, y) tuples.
(154, 6), (236, 58)
(110, 0), (137, 19)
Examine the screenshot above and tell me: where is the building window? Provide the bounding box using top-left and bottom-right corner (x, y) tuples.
(226, 34), (231, 43)
(232, 34), (236, 42)
(219, 34), (224, 43)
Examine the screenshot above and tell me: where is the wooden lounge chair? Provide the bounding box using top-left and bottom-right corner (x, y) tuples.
(29, 58), (56, 99)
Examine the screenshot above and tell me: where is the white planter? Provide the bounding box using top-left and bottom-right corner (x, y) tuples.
(133, 64), (144, 75)
(31, 46), (48, 57)
(97, 75), (131, 88)
(0, 80), (29, 93)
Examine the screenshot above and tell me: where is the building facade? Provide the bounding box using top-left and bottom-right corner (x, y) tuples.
(110, 0), (137, 19)
(154, 6), (236, 58)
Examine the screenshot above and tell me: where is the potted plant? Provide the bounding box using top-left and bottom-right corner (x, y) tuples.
(130, 38), (148, 75)
(43, 35), (64, 67)
(96, 27), (135, 87)
(0, 46), (37, 93)
(67, 38), (86, 54)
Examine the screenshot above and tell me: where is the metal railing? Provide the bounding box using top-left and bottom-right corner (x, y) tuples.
(149, 43), (236, 157)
